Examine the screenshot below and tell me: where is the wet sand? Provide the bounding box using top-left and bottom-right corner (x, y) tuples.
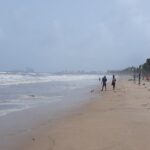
(3, 77), (150, 150)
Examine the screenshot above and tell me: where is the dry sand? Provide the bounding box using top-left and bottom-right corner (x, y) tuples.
(21, 78), (150, 150)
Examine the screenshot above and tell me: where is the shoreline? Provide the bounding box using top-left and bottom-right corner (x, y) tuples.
(2, 77), (150, 150)
(0, 81), (100, 150)
(24, 77), (150, 150)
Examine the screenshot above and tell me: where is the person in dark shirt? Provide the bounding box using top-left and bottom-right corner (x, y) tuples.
(101, 76), (107, 91)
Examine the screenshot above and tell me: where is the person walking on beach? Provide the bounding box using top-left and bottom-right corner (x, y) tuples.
(112, 75), (116, 91)
(101, 76), (107, 91)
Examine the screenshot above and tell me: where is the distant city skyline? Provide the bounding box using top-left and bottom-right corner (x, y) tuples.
(0, 0), (150, 72)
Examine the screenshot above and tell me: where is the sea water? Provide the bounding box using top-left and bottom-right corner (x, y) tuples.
(0, 72), (111, 117)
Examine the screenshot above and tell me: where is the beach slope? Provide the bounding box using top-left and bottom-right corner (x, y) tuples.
(25, 79), (150, 150)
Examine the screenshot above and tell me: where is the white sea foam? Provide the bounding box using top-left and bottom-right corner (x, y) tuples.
(0, 72), (102, 85)
(0, 96), (63, 117)
(0, 73), (112, 117)
(0, 105), (31, 117)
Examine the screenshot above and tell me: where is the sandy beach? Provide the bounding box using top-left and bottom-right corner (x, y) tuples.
(14, 77), (149, 150)
(1, 0), (150, 149)
(2, 77), (150, 150)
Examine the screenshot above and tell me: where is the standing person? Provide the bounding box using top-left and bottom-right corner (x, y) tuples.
(133, 73), (136, 83)
(138, 73), (141, 85)
(101, 76), (107, 91)
(112, 75), (116, 91)
(99, 77), (101, 82)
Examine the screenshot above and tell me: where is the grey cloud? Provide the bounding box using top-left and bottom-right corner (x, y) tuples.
(0, 0), (150, 72)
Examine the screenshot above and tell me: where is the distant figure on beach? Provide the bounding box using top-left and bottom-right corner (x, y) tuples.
(99, 77), (101, 82)
(133, 74), (136, 83)
(111, 75), (116, 90)
(138, 73), (141, 85)
(101, 76), (107, 91)
(146, 76), (150, 82)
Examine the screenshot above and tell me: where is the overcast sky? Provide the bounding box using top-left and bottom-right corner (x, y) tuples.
(0, 0), (150, 72)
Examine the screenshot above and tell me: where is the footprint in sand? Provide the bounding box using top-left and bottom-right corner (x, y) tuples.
(90, 89), (94, 93)
(48, 136), (55, 150)
(141, 103), (149, 107)
(32, 138), (36, 142)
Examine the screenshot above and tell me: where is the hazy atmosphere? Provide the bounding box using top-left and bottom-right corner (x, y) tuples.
(0, 0), (150, 72)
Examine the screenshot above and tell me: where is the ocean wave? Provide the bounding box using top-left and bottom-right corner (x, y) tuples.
(0, 73), (101, 85)
(0, 95), (63, 117)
